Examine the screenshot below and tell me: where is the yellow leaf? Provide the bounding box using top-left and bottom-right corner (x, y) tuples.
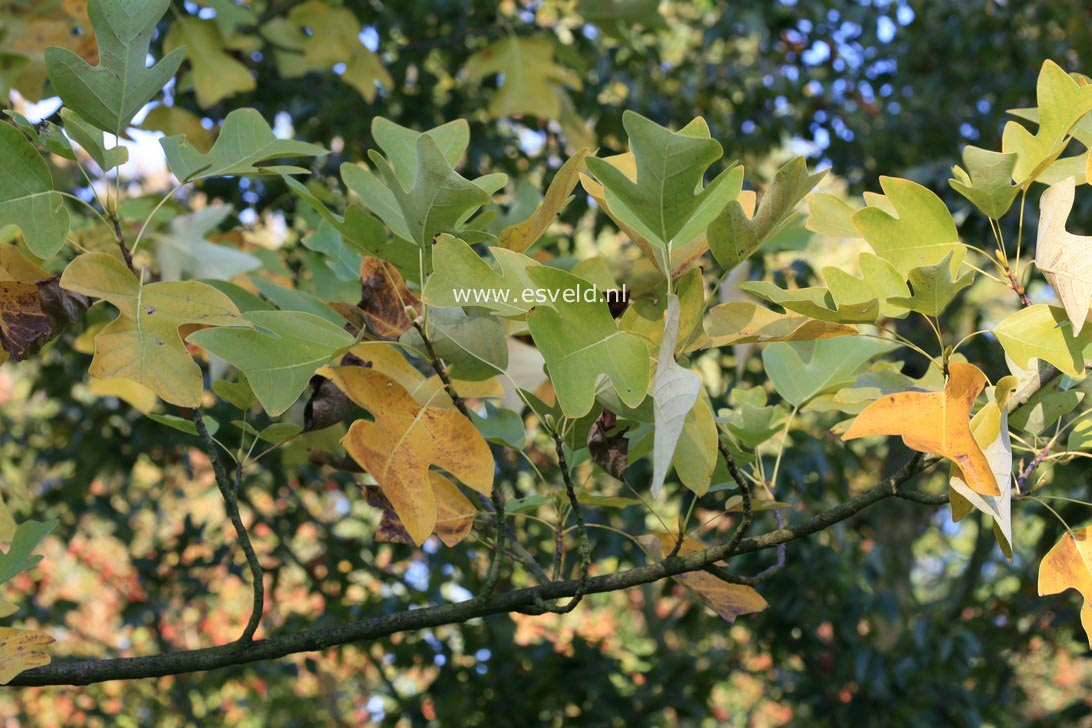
(638, 534), (768, 624)
(843, 362), (997, 496)
(0, 627), (52, 684)
(59, 253), (246, 407)
(705, 302), (857, 345)
(86, 377), (158, 414)
(500, 148), (590, 253)
(326, 367), (494, 545)
(1039, 526), (1092, 647)
(366, 472), (478, 548)
(164, 17), (255, 108)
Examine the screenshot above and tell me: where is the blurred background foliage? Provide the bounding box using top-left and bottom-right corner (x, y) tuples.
(1, 0), (1091, 725)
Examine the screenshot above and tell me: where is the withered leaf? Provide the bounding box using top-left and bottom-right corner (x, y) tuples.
(356, 257), (421, 340)
(588, 408), (629, 481)
(0, 246), (88, 362)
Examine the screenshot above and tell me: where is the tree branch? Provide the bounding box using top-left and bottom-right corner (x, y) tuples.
(9, 361), (1062, 687)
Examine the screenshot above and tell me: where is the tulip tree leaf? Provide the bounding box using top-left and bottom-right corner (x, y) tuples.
(650, 295), (702, 497)
(1003, 60), (1092, 186)
(1035, 177), (1092, 334)
(44, 0), (185, 134)
(949, 145), (1020, 219)
(585, 111), (740, 263)
(59, 109), (128, 171)
(852, 176), (965, 277)
(325, 366), (494, 546)
(739, 281), (880, 324)
(60, 252), (246, 407)
(708, 156), (827, 271)
(0, 245), (88, 362)
(844, 362), (998, 496)
(164, 17), (256, 108)
(762, 337), (898, 407)
(824, 252), (912, 319)
(161, 108), (327, 182)
(527, 266), (650, 418)
(638, 534), (768, 624)
(0, 124), (70, 260)
(352, 134), (493, 247)
(500, 148), (590, 253)
(402, 306), (508, 382)
(1039, 526), (1092, 648)
(887, 252), (975, 317)
(994, 304), (1092, 377)
(950, 377), (1017, 560)
(462, 35), (581, 121)
(154, 205), (260, 282)
(705, 302), (857, 345)
(422, 234), (538, 316)
(188, 310), (355, 416)
(0, 628), (54, 685)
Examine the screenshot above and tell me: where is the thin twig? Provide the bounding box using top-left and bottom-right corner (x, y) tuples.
(533, 431), (591, 614)
(192, 409), (265, 643)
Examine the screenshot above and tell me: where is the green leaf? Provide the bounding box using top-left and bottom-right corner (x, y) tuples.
(650, 295), (702, 497)
(145, 413), (219, 437)
(4, 112), (76, 161)
(301, 219), (364, 282)
(44, 0), (185, 134)
(887, 252), (975, 317)
(526, 266), (651, 418)
(402, 306), (508, 382)
(585, 111), (741, 260)
(720, 387), (789, 448)
(60, 252), (246, 406)
(1068, 419), (1092, 452)
(708, 157), (827, 271)
(280, 175), (392, 261)
(371, 118), (470, 189)
(739, 281), (880, 324)
(250, 278), (346, 326)
(762, 337), (899, 407)
(949, 145), (1020, 219)
(470, 403), (527, 449)
(993, 304), (1092, 377)
(358, 134), (493, 247)
(59, 109), (127, 171)
(670, 393), (718, 496)
(422, 234), (538, 316)
(0, 518), (56, 586)
(852, 176), (964, 277)
(0, 123), (70, 260)
(1002, 60), (1092, 186)
(161, 108), (326, 182)
(805, 192), (860, 238)
(212, 377), (257, 410)
(258, 422), (303, 444)
(188, 310), (355, 416)
(462, 35), (580, 120)
(1008, 375), (1083, 436)
(824, 253), (912, 320)
(154, 205), (260, 282)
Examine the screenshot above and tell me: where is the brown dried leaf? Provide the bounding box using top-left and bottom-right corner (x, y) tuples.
(356, 257), (420, 340)
(638, 534), (768, 625)
(0, 246), (88, 362)
(588, 409), (629, 480)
